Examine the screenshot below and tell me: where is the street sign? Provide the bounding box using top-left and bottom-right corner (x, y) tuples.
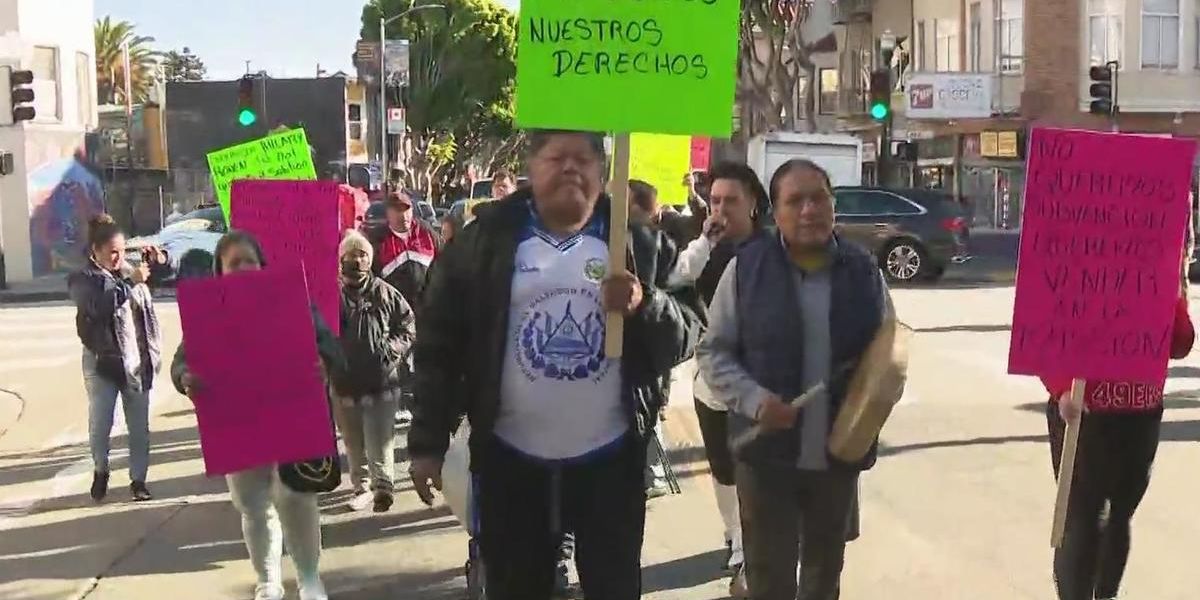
(387, 108), (405, 134)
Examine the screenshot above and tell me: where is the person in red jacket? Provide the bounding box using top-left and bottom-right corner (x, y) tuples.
(1042, 290), (1195, 600)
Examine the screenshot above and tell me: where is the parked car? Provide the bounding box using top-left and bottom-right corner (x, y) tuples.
(125, 207), (228, 283)
(832, 187), (971, 282)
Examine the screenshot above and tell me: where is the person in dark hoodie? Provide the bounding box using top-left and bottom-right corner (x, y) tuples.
(69, 213), (164, 503)
(1042, 263), (1194, 600)
(171, 231), (345, 600)
(407, 129), (703, 600)
(330, 229), (416, 514)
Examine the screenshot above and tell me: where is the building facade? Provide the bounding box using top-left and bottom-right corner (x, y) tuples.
(836, 0), (1200, 231)
(0, 0), (99, 284)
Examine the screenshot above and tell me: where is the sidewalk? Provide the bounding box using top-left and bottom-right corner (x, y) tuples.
(0, 274), (70, 305)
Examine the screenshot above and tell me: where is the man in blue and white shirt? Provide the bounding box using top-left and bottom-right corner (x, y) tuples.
(409, 130), (703, 600)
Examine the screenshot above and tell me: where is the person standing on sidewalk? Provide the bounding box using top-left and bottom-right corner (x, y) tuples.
(697, 159), (889, 600)
(331, 230), (416, 513)
(666, 161), (767, 595)
(408, 129), (703, 600)
(1042, 270), (1194, 600)
(171, 231), (345, 600)
(69, 214), (164, 503)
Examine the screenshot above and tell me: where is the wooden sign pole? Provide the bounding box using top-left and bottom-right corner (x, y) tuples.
(605, 133), (632, 359)
(1050, 378), (1086, 548)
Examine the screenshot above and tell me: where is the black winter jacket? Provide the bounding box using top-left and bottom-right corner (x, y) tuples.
(68, 261), (162, 391)
(332, 276), (416, 398)
(408, 191), (706, 463)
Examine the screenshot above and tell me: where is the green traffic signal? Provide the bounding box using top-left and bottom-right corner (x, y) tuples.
(238, 108), (257, 127)
(870, 103), (889, 121)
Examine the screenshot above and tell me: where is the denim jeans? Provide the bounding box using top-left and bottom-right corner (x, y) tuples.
(82, 350), (150, 482)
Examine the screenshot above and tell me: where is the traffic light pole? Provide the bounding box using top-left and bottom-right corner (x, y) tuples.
(379, 17), (389, 201)
(878, 115), (892, 187)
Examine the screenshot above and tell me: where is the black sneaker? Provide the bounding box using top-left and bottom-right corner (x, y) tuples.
(130, 481), (153, 502)
(372, 491), (394, 513)
(90, 471), (110, 502)
(722, 539), (734, 574)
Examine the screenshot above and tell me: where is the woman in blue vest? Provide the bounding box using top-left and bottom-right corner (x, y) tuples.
(697, 159), (890, 600)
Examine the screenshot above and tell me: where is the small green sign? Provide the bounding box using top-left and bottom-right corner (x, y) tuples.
(514, 0), (739, 138)
(206, 128), (317, 221)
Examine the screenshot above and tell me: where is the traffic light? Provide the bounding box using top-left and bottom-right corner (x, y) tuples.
(237, 76), (257, 127)
(1088, 62), (1118, 116)
(0, 66), (36, 126)
(869, 69), (891, 121)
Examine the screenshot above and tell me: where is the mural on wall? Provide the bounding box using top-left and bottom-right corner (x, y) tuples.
(26, 134), (105, 276)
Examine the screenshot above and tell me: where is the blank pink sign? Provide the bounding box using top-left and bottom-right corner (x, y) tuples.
(1008, 128), (1196, 382)
(177, 266), (335, 476)
(231, 180), (341, 334)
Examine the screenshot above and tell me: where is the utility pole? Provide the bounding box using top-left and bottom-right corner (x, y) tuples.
(874, 31), (898, 187)
(122, 40), (136, 228)
(379, 3), (444, 200)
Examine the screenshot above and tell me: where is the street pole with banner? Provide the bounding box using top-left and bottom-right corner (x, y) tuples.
(379, 4), (439, 200)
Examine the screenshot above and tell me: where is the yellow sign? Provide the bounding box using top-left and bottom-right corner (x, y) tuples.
(980, 130), (1020, 158)
(630, 133), (691, 206)
(997, 131), (1019, 157)
(980, 132), (999, 157)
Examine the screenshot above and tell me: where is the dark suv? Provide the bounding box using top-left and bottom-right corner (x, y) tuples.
(833, 187), (971, 282)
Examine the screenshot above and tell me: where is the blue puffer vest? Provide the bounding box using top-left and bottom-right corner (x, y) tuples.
(728, 231), (884, 471)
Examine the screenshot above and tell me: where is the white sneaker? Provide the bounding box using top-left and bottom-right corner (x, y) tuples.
(729, 564), (749, 599)
(299, 579), (328, 600)
(253, 583), (285, 600)
(349, 491), (374, 512)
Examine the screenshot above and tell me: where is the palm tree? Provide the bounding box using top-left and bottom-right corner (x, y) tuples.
(94, 17), (161, 104)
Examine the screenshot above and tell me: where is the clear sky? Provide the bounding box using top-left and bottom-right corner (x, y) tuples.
(95, 0), (520, 81)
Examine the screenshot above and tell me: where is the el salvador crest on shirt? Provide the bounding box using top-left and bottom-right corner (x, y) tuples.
(495, 202), (628, 461)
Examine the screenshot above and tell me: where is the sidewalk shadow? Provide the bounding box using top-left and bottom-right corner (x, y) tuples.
(0, 425), (203, 490)
(878, 434), (1048, 458)
(642, 549), (725, 594)
(322, 566), (464, 600)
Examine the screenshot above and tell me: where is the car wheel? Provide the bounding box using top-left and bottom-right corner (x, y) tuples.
(178, 249), (214, 281)
(881, 240), (927, 283)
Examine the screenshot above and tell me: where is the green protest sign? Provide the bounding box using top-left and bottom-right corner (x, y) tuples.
(514, 0), (739, 138)
(206, 128), (317, 221)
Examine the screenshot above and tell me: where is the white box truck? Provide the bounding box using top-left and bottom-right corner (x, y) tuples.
(747, 132), (864, 189)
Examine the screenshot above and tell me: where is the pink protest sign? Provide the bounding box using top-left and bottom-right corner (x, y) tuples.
(231, 180), (341, 334)
(177, 266), (335, 476)
(1008, 128), (1197, 383)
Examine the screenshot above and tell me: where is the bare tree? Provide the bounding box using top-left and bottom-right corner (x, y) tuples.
(737, 0), (836, 138)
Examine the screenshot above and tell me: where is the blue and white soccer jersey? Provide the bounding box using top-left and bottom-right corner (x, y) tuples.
(494, 206), (627, 461)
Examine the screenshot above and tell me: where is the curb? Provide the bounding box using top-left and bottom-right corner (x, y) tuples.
(0, 290), (69, 305)
(0, 289), (177, 305)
